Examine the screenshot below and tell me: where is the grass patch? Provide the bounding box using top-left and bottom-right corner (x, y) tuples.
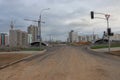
(91, 45), (108, 49)
(21, 47), (44, 51)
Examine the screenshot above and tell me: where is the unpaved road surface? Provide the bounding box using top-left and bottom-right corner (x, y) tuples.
(0, 45), (120, 80)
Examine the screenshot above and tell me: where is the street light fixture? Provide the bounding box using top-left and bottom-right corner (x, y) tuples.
(24, 8), (50, 50)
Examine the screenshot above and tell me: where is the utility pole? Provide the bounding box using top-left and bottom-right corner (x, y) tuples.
(24, 8), (50, 50)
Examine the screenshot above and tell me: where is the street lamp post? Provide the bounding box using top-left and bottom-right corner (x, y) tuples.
(38, 17), (41, 49)
(38, 8), (50, 50)
(24, 8), (50, 50)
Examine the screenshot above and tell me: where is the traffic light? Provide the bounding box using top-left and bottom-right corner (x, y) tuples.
(107, 28), (111, 35)
(110, 33), (114, 36)
(107, 28), (114, 36)
(91, 11), (94, 19)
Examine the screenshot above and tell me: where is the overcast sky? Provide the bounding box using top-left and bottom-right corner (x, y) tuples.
(0, 0), (120, 41)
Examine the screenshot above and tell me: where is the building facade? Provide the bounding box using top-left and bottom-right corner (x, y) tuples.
(22, 31), (28, 46)
(9, 29), (28, 47)
(27, 25), (38, 42)
(110, 34), (120, 41)
(68, 30), (99, 43)
(0, 33), (9, 46)
(69, 30), (79, 43)
(28, 34), (33, 44)
(5, 34), (9, 46)
(9, 22), (28, 47)
(79, 34), (99, 42)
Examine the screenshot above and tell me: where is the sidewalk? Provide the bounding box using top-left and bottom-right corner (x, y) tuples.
(92, 47), (120, 52)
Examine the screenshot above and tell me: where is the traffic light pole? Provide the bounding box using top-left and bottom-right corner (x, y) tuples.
(90, 11), (111, 53)
(106, 17), (110, 53)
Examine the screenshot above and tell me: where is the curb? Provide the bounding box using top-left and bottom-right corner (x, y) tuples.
(0, 49), (47, 70)
(85, 46), (101, 53)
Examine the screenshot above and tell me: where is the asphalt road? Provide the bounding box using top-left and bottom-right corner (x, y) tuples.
(0, 45), (120, 80)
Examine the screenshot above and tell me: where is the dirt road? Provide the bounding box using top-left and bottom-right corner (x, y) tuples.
(0, 45), (120, 80)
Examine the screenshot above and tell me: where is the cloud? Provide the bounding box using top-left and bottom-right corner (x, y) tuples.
(0, 0), (120, 41)
(65, 18), (92, 27)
